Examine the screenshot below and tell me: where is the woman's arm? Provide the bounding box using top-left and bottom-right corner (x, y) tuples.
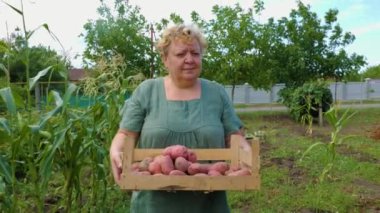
(110, 129), (139, 184)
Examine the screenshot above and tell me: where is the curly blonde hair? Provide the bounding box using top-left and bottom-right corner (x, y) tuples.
(155, 24), (208, 57)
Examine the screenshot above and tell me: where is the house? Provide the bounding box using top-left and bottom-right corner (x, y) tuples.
(69, 68), (87, 82)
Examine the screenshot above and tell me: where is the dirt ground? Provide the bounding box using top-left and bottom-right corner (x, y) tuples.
(257, 113), (380, 212)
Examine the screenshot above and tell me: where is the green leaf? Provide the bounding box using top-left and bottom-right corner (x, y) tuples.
(63, 83), (78, 105)
(0, 87), (16, 115)
(2, 1), (23, 15)
(39, 127), (68, 183)
(38, 91), (63, 127)
(0, 63), (9, 76)
(0, 155), (12, 184)
(29, 66), (52, 90)
(0, 118), (11, 135)
(300, 141), (325, 161)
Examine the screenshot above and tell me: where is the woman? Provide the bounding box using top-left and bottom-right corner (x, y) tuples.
(110, 24), (249, 213)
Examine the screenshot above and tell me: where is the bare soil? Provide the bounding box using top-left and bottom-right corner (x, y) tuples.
(257, 113), (380, 212)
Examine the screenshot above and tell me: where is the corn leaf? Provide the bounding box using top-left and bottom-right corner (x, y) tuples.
(39, 91), (63, 127)
(39, 126), (68, 183)
(300, 141), (325, 161)
(2, 1), (23, 15)
(0, 155), (11, 184)
(29, 66), (52, 90)
(0, 87), (16, 115)
(0, 118), (10, 135)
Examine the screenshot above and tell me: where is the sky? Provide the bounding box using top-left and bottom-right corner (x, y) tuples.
(1, 0), (379, 69)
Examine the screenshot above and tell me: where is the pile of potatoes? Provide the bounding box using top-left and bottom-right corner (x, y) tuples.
(130, 145), (251, 176)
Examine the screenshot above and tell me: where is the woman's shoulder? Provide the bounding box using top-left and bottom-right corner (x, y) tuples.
(135, 77), (162, 91)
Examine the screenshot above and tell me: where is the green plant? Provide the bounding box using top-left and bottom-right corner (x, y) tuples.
(279, 79), (333, 122)
(301, 106), (357, 181)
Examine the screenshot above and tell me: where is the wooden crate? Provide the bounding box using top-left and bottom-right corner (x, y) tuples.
(119, 135), (260, 191)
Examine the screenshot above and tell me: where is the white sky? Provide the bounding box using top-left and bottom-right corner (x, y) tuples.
(1, 0), (379, 69)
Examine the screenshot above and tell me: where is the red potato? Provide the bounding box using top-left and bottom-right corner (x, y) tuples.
(138, 157), (153, 171)
(187, 163), (211, 175)
(163, 145), (188, 160)
(225, 165), (241, 175)
(187, 150), (197, 163)
(208, 170), (222, 176)
(169, 170), (187, 176)
(226, 168), (251, 176)
(174, 156), (191, 173)
(148, 161), (162, 174)
(159, 155), (175, 175)
(131, 162), (140, 171)
(209, 162), (230, 174)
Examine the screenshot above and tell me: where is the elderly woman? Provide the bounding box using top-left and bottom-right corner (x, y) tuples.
(110, 24), (248, 213)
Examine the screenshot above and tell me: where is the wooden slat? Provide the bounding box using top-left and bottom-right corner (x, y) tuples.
(120, 174), (260, 191)
(133, 149), (232, 161)
(120, 134), (261, 191)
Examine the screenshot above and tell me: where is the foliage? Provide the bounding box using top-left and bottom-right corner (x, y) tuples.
(301, 106), (357, 182)
(82, 0), (153, 77)
(272, 1), (366, 87)
(362, 64), (380, 79)
(279, 79), (333, 122)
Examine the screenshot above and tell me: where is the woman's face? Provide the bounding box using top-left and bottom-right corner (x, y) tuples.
(163, 39), (202, 82)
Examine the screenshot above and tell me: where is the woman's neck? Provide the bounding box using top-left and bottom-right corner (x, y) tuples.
(164, 76), (201, 100)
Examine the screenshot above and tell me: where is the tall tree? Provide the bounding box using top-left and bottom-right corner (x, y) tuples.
(82, 0), (152, 77)
(273, 1), (366, 87)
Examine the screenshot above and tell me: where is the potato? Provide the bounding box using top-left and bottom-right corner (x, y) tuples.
(209, 162), (230, 174)
(187, 150), (197, 163)
(163, 145), (188, 159)
(148, 161), (162, 174)
(187, 163), (210, 175)
(174, 156), (191, 173)
(159, 155), (175, 175)
(226, 168), (251, 176)
(225, 165), (241, 175)
(138, 157), (153, 171)
(169, 170), (186, 176)
(131, 162), (140, 171)
(208, 170), (222, 176)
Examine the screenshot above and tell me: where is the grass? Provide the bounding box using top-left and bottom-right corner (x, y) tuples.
(3, 107), (379, 212)
(228, 108), (380, 212)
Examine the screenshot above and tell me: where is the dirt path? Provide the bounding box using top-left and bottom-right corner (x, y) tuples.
(235, 103), (380, 112)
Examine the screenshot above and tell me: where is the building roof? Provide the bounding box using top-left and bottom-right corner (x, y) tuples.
(69, 68), (86, 81)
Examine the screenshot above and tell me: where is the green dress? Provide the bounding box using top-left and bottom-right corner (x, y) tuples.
(120, 77), (243, 213)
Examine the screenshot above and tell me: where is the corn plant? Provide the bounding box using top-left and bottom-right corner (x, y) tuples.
(299, 94), (314, 136)
(78, 54), (134, 211)
(0, 0), (69, 211)
(300, 105), (357, 182)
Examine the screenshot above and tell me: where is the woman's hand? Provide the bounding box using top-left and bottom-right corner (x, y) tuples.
(110, 132), (126, 184)
(110, 146), (123, 184)
(110, 129), (139, 185)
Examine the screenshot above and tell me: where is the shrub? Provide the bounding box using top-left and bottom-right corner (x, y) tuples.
(279, 80), (333, 121)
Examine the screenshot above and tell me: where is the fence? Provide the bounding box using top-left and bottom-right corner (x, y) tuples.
(225, 79), (380, 104)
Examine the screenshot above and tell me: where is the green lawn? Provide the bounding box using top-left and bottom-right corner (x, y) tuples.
(228, 108), (380, 212)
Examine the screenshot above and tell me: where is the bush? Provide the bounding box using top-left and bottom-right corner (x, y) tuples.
(279, 80), (333, 121)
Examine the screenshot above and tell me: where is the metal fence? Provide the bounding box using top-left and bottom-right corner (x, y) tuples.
(225, 79), (380, 104)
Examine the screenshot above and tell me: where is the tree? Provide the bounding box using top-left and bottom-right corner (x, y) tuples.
(272, 1), (366, 87)
(82, 0), (152, 77)
(362, 64), (380, 79)
(192, 2), (275, 101)
(0, 34), (69, 83)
